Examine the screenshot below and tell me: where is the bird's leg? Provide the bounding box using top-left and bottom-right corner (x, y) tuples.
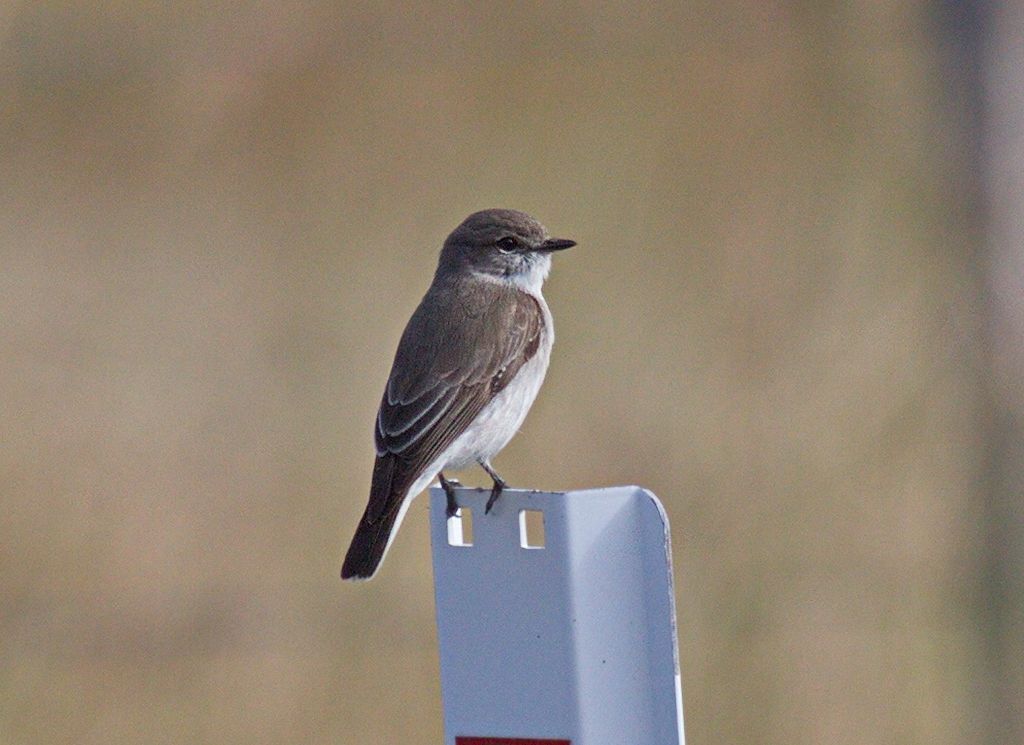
(439, 472), (460, 518)
(479, 460), (507, 514)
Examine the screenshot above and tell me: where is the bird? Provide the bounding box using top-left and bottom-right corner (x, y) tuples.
(341, 209), (575, 581)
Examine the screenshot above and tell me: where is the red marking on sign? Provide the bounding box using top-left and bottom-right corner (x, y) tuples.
(455, 739), (570, 745)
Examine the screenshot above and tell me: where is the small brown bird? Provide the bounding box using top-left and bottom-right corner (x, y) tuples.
(341, 209), (575, 580)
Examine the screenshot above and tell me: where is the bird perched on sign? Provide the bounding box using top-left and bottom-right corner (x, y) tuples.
(341, 209), (575, 581)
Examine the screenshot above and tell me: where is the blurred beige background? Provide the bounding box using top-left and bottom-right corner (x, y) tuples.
(2, 3), (1019, 744)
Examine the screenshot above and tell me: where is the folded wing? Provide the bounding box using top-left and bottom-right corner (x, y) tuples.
(341, 279), (544, 579)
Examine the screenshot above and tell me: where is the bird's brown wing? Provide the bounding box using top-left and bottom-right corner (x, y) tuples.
(366, 278), (544, 524)
(342, 277), (546, 578)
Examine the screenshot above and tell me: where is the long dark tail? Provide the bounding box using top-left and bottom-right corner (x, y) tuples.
(341, 504), (404, 580)
(341, 455), (408, 581)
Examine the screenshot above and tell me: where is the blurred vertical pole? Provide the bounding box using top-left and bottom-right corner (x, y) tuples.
(979, 1), (1024, 742)
(940, 1), (1024, 742)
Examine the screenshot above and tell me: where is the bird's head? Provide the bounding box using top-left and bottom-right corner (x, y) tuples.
(438, 208), (575, 290)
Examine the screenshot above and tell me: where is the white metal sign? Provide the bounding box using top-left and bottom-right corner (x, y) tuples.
(430, 486), (685, 745)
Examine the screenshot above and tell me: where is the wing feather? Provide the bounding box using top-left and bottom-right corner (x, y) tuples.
(364, 277), (544, 524)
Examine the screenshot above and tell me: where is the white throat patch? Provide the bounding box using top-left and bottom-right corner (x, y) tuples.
(472, 253), (551, 294)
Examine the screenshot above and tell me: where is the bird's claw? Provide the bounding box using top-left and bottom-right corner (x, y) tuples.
(440, 475), (461, 518)
(485, 481), (504, 514)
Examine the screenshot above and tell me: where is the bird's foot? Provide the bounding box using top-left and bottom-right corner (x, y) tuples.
(484, 476), (507, 514)
(479, 460), (507, 514)
(439, 473), (461, 518)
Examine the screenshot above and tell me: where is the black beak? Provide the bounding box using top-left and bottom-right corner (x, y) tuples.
(538, 237), (576, 252)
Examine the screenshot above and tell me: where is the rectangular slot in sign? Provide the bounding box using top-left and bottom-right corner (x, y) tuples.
(455, 738), (570, 745)
(518, 509), (546, 549)
(447, 507), (473, 546)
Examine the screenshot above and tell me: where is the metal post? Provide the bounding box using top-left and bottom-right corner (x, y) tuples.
(430, 486), (685, 745)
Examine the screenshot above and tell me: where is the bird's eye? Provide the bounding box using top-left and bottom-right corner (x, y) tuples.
(496, 236), (518, 252)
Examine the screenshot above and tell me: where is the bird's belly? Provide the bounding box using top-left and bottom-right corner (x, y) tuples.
(441, 347), (550, 470)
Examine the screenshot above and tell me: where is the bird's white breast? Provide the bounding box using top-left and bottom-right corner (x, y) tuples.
(440, 290), (553, 470)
